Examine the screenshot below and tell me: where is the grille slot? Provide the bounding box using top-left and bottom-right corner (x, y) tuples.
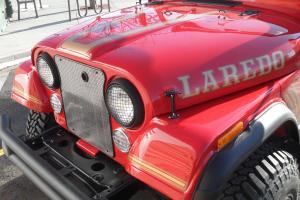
(55, 56), (113, 157)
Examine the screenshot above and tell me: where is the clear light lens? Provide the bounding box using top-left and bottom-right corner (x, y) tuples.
(37, 57), (55, 87)
(113, 129), (131, 153)
(107, 86), (134, 126)
(50, 94), (62, 113)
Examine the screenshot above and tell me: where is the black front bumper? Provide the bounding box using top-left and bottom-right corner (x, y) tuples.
(0, 114), (135, 200)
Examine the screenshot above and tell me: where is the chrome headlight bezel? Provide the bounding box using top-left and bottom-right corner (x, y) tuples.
(36, 53), (60, 89)
(106, 78), (144, 128)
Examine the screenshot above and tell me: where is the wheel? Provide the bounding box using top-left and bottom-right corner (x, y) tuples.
(218, 139), (300, 200)
(25, 110), (56, 139)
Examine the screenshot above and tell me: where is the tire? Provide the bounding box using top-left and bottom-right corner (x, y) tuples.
(25, 110), (56, 139)
(130, 189), (162, 200)
(218, 139), (300, 200)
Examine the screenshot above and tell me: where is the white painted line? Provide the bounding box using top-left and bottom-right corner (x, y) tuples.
(0, 71), (9, 90)
(0, 56), (30, 71)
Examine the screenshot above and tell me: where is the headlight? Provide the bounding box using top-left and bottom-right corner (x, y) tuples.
(37, 53), (60, 89)
(106, 79), (144, 128)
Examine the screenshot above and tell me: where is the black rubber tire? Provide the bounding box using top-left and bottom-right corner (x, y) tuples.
(218, 139), (300, 200)
(130, 189), (161, 200)
(25, 110), (56, 139)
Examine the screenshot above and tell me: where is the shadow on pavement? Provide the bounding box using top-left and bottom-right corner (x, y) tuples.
(0, 156), (23, 187)
(0, 19), (70, 36)
(9, 9), (78, 23)
(0, 70), (48, 200)
(0, 174), (49, 200)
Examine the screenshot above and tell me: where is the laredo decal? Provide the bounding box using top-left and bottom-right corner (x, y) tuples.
(178, 51), (285, 98)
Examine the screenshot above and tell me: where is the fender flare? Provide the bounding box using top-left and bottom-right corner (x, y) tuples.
(11, 60), (51, 113)
(193, 102), (300, 200)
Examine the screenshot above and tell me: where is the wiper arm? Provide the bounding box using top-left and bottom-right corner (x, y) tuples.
(186, 0), (241, 7)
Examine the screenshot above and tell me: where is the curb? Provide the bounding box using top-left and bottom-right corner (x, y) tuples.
(0, 55), (31, 71)
(0, 51), (31, 64)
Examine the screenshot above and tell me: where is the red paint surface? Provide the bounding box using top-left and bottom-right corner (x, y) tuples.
(34, 0), (300, 117)
(128, 80), (282, 199)
(11, 61), (52, 113)
(76, 139), (100, 157)
(12, 1), (300, 199)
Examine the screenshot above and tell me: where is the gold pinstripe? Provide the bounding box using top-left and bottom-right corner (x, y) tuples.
(13, 87), (43, 105)
(61, 11), (218, 56)
(128, 155), (188, 191)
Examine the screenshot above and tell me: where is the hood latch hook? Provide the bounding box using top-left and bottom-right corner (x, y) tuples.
(165, 89), (181, 119)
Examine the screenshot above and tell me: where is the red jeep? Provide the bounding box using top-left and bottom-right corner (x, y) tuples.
(1, 0), (300, 199)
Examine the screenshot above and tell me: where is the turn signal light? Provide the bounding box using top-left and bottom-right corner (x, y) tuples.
(50, 94), (62, 113)
(113, 129), (131, 153)
(217, 122), (244, 150)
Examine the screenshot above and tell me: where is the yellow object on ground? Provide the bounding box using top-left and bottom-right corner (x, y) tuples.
(0, 148), (4, 157)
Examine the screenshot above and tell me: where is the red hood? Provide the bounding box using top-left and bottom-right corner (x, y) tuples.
(36, 1), (300, 116)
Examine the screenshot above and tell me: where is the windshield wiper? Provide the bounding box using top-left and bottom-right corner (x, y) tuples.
(186, 0), (241, 7)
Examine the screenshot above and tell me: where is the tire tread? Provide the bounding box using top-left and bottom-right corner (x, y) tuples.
(219, 139), (300, 200)
(25, 110), (55, 139)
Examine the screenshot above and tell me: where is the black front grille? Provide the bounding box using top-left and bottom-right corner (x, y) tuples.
(55, 56), (113, 157)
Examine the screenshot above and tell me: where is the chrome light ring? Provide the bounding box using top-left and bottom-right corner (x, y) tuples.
(36, 53), (60, 89)
(106, 78), (144, 128)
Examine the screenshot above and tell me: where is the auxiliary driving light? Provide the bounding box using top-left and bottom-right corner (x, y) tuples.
(37, 53), (60, 89)
(50, 94), (62, 113)
(113, 129), (131, 153)
(106, 79), (144, 128)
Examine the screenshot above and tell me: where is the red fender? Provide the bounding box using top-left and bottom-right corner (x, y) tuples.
(11, 60), (52, 113)
(126, 80), (282, 200)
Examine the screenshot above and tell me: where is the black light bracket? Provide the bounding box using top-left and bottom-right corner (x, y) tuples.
(239, 10), (260, 16)
(164, 89), (181, 119)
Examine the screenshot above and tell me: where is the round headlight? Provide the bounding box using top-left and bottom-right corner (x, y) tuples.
(106, 79), (144, 128)
(37, 53), (60, 89)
